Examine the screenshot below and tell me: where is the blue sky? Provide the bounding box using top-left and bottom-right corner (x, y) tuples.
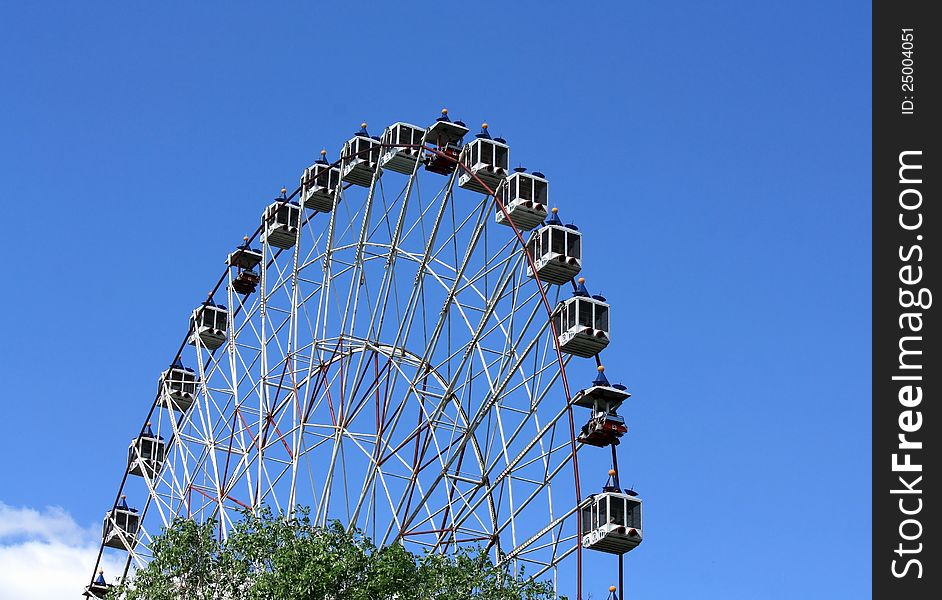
(0, 2), (871, 598)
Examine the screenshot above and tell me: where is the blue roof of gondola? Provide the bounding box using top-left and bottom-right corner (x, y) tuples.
(272, 196), (300, 207)
(203, 299), (227, 311)
(454, 120), (466, 127)
(475, 126), (491, 139)
(564, 223), (579, 231)
(171, 358), (194, 373)
(142, 424), (163, 440)
(573, 281), (590, 297)
(592, 294), (607, 302)
(494, 136), (507, 144)
(612, 383), (628, 391)
(546, 210), (562, 226)
(354, 123), (370, 137)
(532, 171), (545, 178)
(94, 571), (106, 585)
(593, 370), (610, 387)
(513, 166), (527, 173)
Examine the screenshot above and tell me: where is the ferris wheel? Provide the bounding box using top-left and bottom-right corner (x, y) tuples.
(85, 110), (643, 600)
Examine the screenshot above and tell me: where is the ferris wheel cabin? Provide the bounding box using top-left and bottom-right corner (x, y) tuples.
(580, 490), (643, 555)
(83, 570), (111, 599)
(300, 151), (341, 212)
(575, 368), (630, 447)
(341, 123), (381, 187)
(496, 169), (549, 230)
(552, 284), (610, 357)
(261, 199), (301, 249)
(425, 109), (469, 175)
(228, 242), (263, 295)
(458, 124), (509, 194)
(526, 210), (582, 285)
(102, 496), (139, 551)
(380, 122), (426, 175)
(159, 360), (197, 412)
(127, 423), (166, 478)
(187, 301), (228, 351)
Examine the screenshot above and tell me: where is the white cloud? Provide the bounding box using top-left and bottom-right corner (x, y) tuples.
(0, 502), (125, 600)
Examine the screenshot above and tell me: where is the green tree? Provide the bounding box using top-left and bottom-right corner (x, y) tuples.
(107, 507), (558, 600)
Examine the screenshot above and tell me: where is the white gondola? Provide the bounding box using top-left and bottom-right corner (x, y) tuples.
(300, 150), (341, 212)
(552, 282), (610, 357)
(341, 123), (381, 187)
(228, 240), (263, 295)
(102, 496), (139, 551)
(380, 122), (426, 175)
(127, 423), (166, 478)
(458, 124), (509, 194)
(187, 301), (228, 350)
(526, 209), (582, 284)
(261, 197), (301, 249)
(580, 490), (643, 555)
(84, 570), (111, 599)
(496, 169), (548, 230)
(425, 109), (469, 175)
(159, 360), (197, 412)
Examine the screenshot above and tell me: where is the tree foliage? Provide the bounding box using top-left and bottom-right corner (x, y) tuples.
(107, 507), (558, 600)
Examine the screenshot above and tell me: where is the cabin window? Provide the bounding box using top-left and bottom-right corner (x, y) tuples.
(172, 370), (196, 394)
(494, 145), (509, 170)
(136, 438), (165, 462)
(578, 301), (593, 328)
(526, 238), (537, 261)
(533, 179), (548, 204)
(567, 232), (581, 258)
(541, 228), (550, 254)
(595, 304), (609, 332)
(199, 308), (226, 331)
(517, 176), (532, 201)
(275, 205), (298, 227)
(607, 496), (626, 526)
(625, 499), (642, 529)
(139, 440), (154, 460)
(479, 142), (492, 165)
(551, 228), (565, 255)
(319, 167), (338, 189)
(364, 138), (379, 161)
(581, 503), (595, 534)
(114, 511), (136, 531)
